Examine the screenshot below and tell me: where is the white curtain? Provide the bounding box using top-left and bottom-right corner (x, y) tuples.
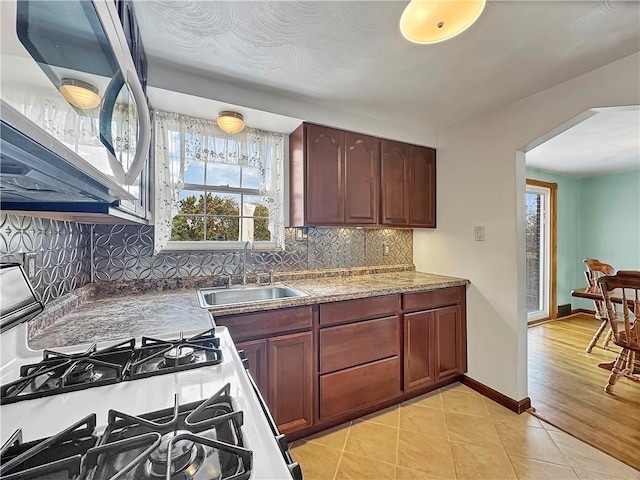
(3, 86), (137, 175)
(153, 110), (285, 253)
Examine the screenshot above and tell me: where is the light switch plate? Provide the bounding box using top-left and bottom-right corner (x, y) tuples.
(474, 226), (485, 241)
(383, 242), (390, 256)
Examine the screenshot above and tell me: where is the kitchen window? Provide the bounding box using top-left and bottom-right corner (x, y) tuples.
(153, 110), (285, 253)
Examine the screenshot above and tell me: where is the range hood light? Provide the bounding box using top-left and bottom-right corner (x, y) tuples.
(400, 0), (486, 44)
(59, 78), (101, 110)
(217, 111), (245, 135)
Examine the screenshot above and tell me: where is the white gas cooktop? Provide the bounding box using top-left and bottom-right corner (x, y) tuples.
(0, 324), (293, 480)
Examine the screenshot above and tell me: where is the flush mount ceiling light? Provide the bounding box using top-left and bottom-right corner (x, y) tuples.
(217, 111), (245, 134)
(58, 78), (101, 109)
(400, 0), (486, 44)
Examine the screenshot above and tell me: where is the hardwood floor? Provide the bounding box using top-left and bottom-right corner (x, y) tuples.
(528, 314), (640, 471)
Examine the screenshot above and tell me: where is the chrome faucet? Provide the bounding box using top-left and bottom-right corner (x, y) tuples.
(242, 240), (254, 285)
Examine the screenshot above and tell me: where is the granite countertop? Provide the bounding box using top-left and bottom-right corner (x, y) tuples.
(26, 268), (468, 349)
(28, 290), (214, 349)
(208, 271), (469, 317)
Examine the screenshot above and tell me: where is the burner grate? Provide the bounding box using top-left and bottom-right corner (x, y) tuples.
(129, 330), (222, 380)
(0, 330), (223, 405)
(0, 339), (135, 405)
(0, 385), (253, 480)
(0, 415), (97, 480)
(84, 383), (252, 480)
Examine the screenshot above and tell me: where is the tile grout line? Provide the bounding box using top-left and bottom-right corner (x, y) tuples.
(439, 388), (460, 480)
(490, 413), (525, 479)
(332, 421), (351, 480)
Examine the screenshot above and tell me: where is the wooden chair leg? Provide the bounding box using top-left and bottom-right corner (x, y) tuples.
(602, 328), (613, 350)
(605, 349), (629, 394)
(623, 351), (640, 382)
(586, 319), (609, 353)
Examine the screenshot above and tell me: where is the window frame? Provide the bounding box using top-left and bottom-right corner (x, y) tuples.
(166, 171), (277, 251)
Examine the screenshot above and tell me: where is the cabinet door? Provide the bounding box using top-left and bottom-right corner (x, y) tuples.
(268, 331), (314, 434)
(435, 305), (463, 381)
(305, 124), (345, 225)
(236, 339), (268, 396)
(409, 145), (436, 227)
(344, 132), (379, 224)
(381, 140), (410, 225)
(403, 310), (435, 391)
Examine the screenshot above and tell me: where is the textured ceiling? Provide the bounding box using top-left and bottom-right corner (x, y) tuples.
(135, 1), (640, 133)
(526, 107), (640, 178)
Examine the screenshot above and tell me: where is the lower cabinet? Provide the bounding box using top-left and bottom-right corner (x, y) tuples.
(236, 331), (313, 435)
(318, 297), (402, 420)
(268, 332), (314, 434)
(434, 305), (463, 381)
(236, 338), (268, 395)
(320, 356), (401, 420)
(403, 302), (465, 392)
(229, 285), (466, 439)
(404, 310), (436, 391)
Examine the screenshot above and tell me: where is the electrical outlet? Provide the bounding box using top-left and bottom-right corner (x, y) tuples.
(295, 227), (308, 241)
(383, 242), (390, 256)
(23, 253), (37, 278)
(474, 226), (485, 241)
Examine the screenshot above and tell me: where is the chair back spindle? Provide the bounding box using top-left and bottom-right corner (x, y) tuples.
(597, 271), (640, 393)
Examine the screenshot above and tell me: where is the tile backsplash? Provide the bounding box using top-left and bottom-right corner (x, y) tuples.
(0, 214), (92, 304)
(1, 213), (413, 303)
(92, 225), (412, 281)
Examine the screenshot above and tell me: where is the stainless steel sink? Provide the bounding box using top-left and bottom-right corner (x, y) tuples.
(197, 283), (308, 308)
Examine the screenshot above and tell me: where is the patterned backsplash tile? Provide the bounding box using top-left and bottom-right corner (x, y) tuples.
(0, 214), (92, 304)
(1, 213), (413, 303)
(92, 225), (413, 281)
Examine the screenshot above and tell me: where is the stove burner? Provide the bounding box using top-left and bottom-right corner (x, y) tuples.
(0, 339), (135, 405)
(147, 431), (201, 478)
(67, 362), (103, 385)
(1, 330), (222, 405)
(82, 385), (252, 480)
(162, 347), (195, 368)
(130, 330), (222, 379)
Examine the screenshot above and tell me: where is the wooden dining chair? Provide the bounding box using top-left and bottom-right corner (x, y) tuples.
(598, 271), (640, 393)
(583, 258), (615, 353)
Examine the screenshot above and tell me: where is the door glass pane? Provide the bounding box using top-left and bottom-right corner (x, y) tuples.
(526, 192), (543, 314)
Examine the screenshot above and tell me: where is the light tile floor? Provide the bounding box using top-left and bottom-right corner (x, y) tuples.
(290, 383), (640, 480)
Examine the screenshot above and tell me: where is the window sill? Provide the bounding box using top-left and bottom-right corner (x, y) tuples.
(161, 241), (282, 253)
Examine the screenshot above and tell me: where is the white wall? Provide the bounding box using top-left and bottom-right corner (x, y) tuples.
(414, 52), (640, 401)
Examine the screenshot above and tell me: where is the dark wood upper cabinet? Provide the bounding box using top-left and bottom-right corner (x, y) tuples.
(290, 124), (379, 226)
(381, 140), (410, 225)
(344, 132), (379, 224)
(305, 124), (344, 225)
(290, 123), (435, 228)
(409, 145), (436, 228)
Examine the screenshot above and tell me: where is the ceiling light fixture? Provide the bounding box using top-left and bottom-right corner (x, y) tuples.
(400, 0), (486, 44)
(58, 78), (101, 109)
(217, 111), (245, 134)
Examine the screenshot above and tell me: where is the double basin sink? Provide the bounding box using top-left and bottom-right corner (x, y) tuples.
(197, 283), (308, 309)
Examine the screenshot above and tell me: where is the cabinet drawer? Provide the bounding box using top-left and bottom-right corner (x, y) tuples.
(320, 295), (398, 326)
(403, 287), (462, 312)
(319, 357), (401, 420)
(320, 316), (399, 373)
(214, 306), (312, 342)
